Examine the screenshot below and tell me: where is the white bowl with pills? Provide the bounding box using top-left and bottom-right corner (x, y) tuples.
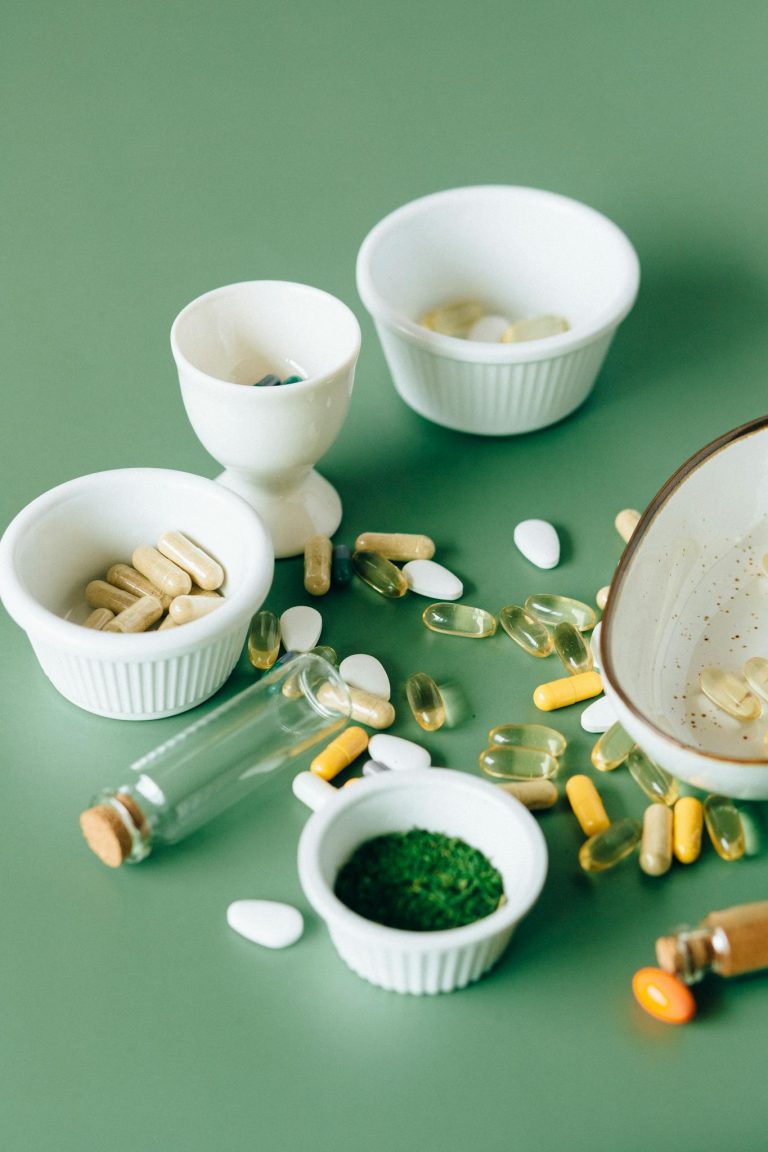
(601, 416), (768, 799)
(298, 768), (548, 995)
(0, 467), (274, 719)
(356, 185), (640, 435)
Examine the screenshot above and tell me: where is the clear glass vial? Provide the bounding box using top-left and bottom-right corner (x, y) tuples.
(656, 901), (768, 983)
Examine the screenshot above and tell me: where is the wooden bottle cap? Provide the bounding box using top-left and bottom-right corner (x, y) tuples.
(79, 795), (145, 868)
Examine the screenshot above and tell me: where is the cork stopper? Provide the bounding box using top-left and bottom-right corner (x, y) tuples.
(655, 934), (682, 975)
(79, 794), (146, 868)
(656, 930), (714, 979)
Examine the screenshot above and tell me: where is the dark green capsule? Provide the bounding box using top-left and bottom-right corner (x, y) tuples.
(332, 544), (354, 587)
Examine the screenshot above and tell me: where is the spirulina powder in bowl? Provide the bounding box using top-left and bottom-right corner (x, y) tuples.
(333, 827), (504, 932)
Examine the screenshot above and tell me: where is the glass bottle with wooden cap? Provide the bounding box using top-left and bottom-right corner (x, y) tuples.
(655, 901), (768, 984)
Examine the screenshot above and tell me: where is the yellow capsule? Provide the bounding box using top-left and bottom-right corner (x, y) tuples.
(591, 722), (634, 771)
(497, 780), (558, 809)
(247, 610), (281, 670)
(106, 563), (173, 610)
(533, 670), (603, 712)
(673, 796), (704, 864)
(500, 314), (569, 342)
(353, 532), (435, 561)
(499, 604), (554, 657)
(553, 621), (593, 676)
(405, 672), (445, 731)
(640, 804), (673, 876)
(479, 745), (558, 781)
(704, 794), (745, 861)
(303, 534), (332, 596)
(104, 595), (164, 633)
(83, 607), (115, 630)
(132, 546), (192, 599)
(524, 593), (596, 632)
(352, 550), (408, 598)
(615, 509), (641, 543)
(85, 580), (138, 615)
(565, 774), (610, 837)
(699, 666), (761, 720)
(743, 657), (768, 703)
(488, 723), (566, 758)
(626, 746), (679, 805)
(420, 299), (485, 338)
(422, 602), (497, 638)
(169, 594), (223, 624)
(310, 726), (369, 781)
(157, 530), (224, 591)
(579, 818), (642, 873)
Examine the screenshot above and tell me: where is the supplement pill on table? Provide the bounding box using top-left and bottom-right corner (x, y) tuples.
(579, 818), (642, 873)
(353, 532), (435, 561)
(499, 604), (554, 657)
(310, 726), (369, 781)
(488, 722), (566, 757)
(497, 779), (558, 810)
(673, 796), (704, 864)
(479, 745), (558, 781)
(590, 723), (634, 771)
(565, 774), (610, 837)
(304, 535), (332, 596)
(524, 593), (596, 632)
(331, 544), (354, 587)
(352, 551), (409, 598)
(533, 670), (603, 711)
(640, 803), (673, 876)
(615, 509), (640, 543)
(422, 602), (497, 638)
(632, 967), (696, 1025)
(627, 747), (679, 805)
(553, 621), (593, 676)
(247, 609), (281, 670)
(704, 795), (746, 861)
(405, 672), (445, 731)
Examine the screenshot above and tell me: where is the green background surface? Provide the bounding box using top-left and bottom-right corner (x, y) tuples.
(2, 3), (768, 1149)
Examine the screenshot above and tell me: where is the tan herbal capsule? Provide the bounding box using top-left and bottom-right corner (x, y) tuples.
(107, 563), (172, 610)
(497, 780), (558, 810)
(133, 546), (192, 598)
(347, 686), (395, 729)
(157, 614), (179, 631)
(640, 803), (673, 876)
(354, 532), (435, 561)
(83, 607), (115, 630)
(157, 530), (224, 591)
(304, 534), (332, 596)
(615, 509), (641, 543)
(85, 580), (138, 614)
(169, 594), (223, 625)
(105, 595), (164, 633)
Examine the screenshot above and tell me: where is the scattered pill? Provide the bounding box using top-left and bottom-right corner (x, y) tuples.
(500, 315), (569, 342)
(524, 593), (596, 632)
(497, 779), (558, 810)
(339, 653), (391, 700)
(673, 796), (704, 864)
(368, 733), (430, 772)
(105, 595), (164, 633)
(132, 545), (192, 599)
(615, 509), (641, 543)
(292, 771), (337, 811)
(405, 672), (445, 731)
(743, 656), (768, 702)
(632, 967), (696, 1025)
(533, 670), (603, 711)
(83, 607), (115, 630)
(591, 722), (634, 771)
(699, 666), (761, 720)
(579, 818), (641, 873)
(352, 550), (408, 598)
(362, 759), (390, 777)
(157, 530), (224, 591)
(85, 580), (138, 615)
(280, 605), (322, 652)
(596, 586), (610, 611)
(247, 610), (281, 670)
(704, 794), (745, 861)
(626, 746), (679, 806)
(354, 532), (435, 561)
(580, 695), (616, 733)
(488, 723), (566, 758)
(106, 563), (172, 609)
(304, 534), (332, 596)
(402, 558), (463, 600)
(331, 544), (354, 587)
(226, 900), (304, 949)
(346, 685), (395, 729)
(553, 621), (593, 676)
(466, 313), (511, 342)
(310, 726), (369, 781)
(640, 803), (673, 876)
(169, 594), (223, 624)
(513, 519), (560, 569)
(499, 604), (554, 657)
(423, 602), (497, 638)
(420, 298), (485, 337)
(565, 774), (610, 837)
(479, 745), (558, 781)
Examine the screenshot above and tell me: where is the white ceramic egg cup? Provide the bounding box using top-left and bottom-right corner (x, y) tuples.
(171, 281), (361, 558)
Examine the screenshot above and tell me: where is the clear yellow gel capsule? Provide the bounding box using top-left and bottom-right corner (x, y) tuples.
(497, 780), (559, 809)
(704, 794), (746, 861)
(524, 593), (596, 632)
(533, 670), (602, 711)
(247, 609), (281, 670)
(423, 602), (497, 638)
(579, 818), (642, 873)
(353, 532), (435, 561)
(405, 672), (445, 731)
(591, 722), (634, 771)
(553, 621), (593, 676)
(479, 745), (558, 781)
(304, 534), (332, 596)
(743, 657), (768, 703)
(565, 774), (610, 837)
(673, 796), (704, 864)
(499, 604), (554, 657)
(699, 666), (761, 720)
(310, 645), (338, 667)
(420, 299), (485, 338)
(352, 550), (408, 598)
(640, 804), (673, 876)
(310, 726), (369, 781)
(626, 746), (679, 805)
(500, 314), (569, 342)
(488, 723), (566, 758)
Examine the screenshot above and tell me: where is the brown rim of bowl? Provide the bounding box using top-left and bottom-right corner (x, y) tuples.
(601, 412), (768, 767)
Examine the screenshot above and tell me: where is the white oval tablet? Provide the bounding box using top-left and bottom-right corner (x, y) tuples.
(339, 653), (391, 700)
(513, 519), (560, 569)
(590, 620), (603, 672)
(466, 314), (510, 343)
(402, 559), (463, 601)
(368, 733), (431, 772)
(292, 770), (336, 810)
(226, 900), (304, 949)
(580, 695), (616, 733)
(280, 605), (322, 652)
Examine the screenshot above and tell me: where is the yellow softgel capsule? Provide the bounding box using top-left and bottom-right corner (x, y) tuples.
(533, 670), (602, 712)
(743, 657), (768, 703)
(500, 314), (569, 342)
(673, 796), (704, 864)
(704, 794), (746, 861)
(247, 609), (281, 670)
(553, 621), (593, 676)
(640, 803), (673, 876)
(565, 774), (610, 837)
(699, 666), (761, 721)
(132, 546), (192, 599)
(352, 551), (408, 598)
(579, 818), (641, 873)
(304, 535), (332, 596)
(497, 780), (559, 810)
(107, 563), (172, 610)
(310, 726), (369, 781)
(488, 723), (566, 758)
(104, 595), (164, 634)
(524, 593), (596, 632)
(591, 722), (634, 771)
(419, 299), (485, 338)
(405, 672), (445, 731)
(423, 602), (497, 638)
(499, 604), (554, 657)
(157, 530), (224, 591)
(353, 532), (435, 561)
(479, 745), (558, 781)
(626, 746), (679, 805)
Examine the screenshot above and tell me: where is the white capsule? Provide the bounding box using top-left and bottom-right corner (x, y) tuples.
(402, 559), (464, 601)
(580, 694), (617, 733)
(513, 519), (560, 570)
(368, 733), (431, 772)
(590, 620), (603, 673)
(292, 771), (336, 811)
(466, 314), (511, 342)
(226, 900), (304, 949)
(339, 653), (391, 700)
(280, 605), (322, 652)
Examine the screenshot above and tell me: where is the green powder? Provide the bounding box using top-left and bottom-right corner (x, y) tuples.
(333, 827), (505, 932)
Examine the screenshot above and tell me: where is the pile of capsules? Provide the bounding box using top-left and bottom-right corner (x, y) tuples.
(418, 298), (570, 344)
(79, 530), (224, 633)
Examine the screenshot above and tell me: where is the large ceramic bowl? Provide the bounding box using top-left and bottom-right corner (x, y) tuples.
(601, 417), (768, 799)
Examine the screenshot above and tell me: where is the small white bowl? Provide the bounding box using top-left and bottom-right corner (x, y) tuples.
(297, 769), (547, 995)
(601, 416), (768, 799)
(356, 185), (640, 435)
(0, 468), (273, 719)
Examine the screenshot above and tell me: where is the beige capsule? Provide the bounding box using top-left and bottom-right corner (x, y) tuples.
(354, 532), (435, 561)
(85, 580), (138, 614)
(132, 546), (192, 598)
(319, 681), (394, 728)
(157, 531), (224, 591)
(639, 803), (673, 877)
(497, 780), (558, 810)
(596, 586), (610, 610)
(304, 535), (332, 596)
(105, 595), (164, 633)
(615, 509), (641, 543)
(83, 607), (115, 630)
(169, 594), (224, 625)
(107, 563), (172, 610)
(157, 614), (180, 631)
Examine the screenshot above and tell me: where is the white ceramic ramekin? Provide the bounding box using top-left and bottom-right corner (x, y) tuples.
(0, 468), (273, 719)
(356, 185), (640, 435)
(298, 769), (548, 995)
